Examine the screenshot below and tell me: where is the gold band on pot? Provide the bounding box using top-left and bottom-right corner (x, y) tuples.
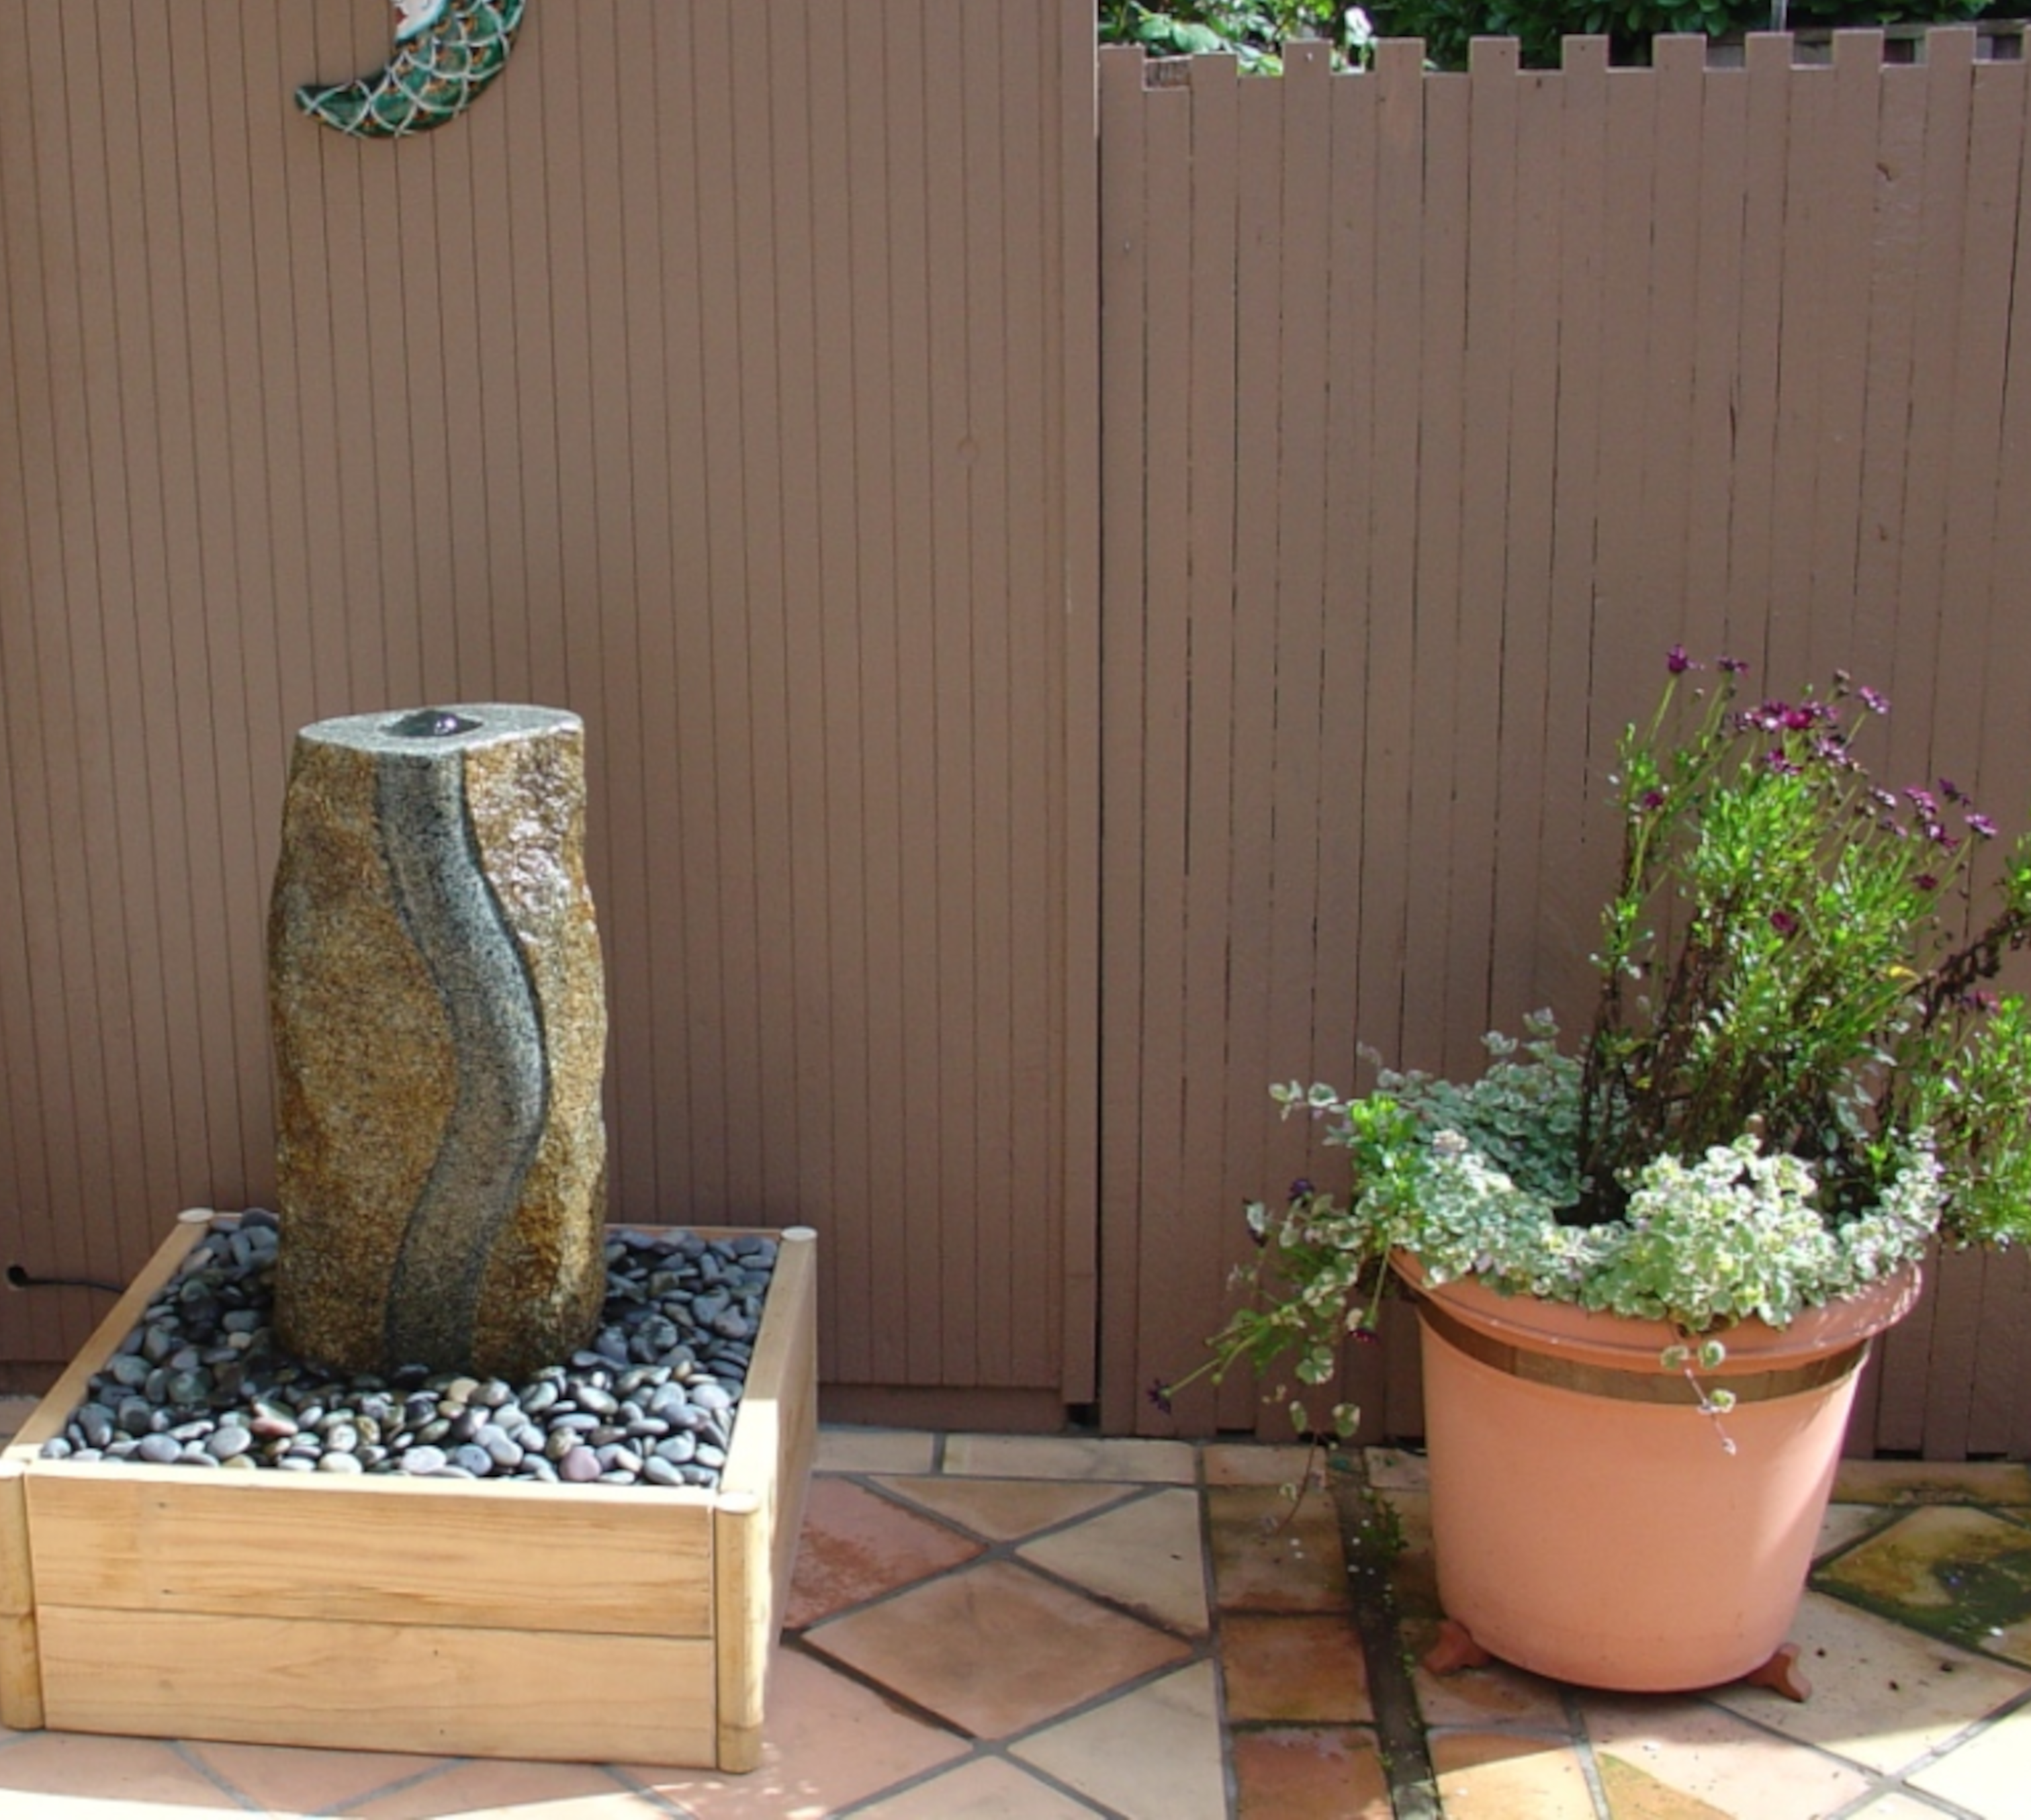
(1414, 1295), (1871, 1407)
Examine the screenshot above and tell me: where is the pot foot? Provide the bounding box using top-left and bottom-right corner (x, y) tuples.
(1740, 1642), (1811, 1703)
(1423, 1617), (1494, 1676)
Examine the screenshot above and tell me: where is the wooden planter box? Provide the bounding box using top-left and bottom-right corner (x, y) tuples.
(0, 1214), (817, 1771)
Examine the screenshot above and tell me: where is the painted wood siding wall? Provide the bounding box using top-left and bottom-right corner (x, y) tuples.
(0, 0), (1102, 1411)
(1098, 34), (2031, 1457)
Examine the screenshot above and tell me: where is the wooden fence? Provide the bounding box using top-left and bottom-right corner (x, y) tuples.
(1096, 32), (2031, 1455)
(4, 9), (2030, 1456)
(0, 0), (1101, 1426)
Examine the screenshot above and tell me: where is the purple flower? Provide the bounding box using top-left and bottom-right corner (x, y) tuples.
(1905, 787), (1938, 817)
(1940, 777), (1963, 803)
(1915, 873), (1940, 892)
(1666, 644), (1694, 674)
(1289, 1177), (1314, 1201)
(1146, 1380), (1175, 1416)
(1859, 686), (1891, 715)
(1765, 749), (1800, 775)
(1639, 788), (1666, 811)
(1770, 909), (1799, 937)
(1967, 812), (1999, 840)
(1932, 829), (1962, 854)
(1718, 655), (1750, 674)
(1784, 705), (1817, 732)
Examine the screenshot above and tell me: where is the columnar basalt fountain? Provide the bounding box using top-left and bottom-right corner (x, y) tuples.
(267, 705), (608, 1379)
(0, 706), (817, 1771)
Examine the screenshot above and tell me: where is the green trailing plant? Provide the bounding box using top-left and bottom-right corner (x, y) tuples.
(1160, 651), (2031, 1438)
(1097, 1), (1376, 71)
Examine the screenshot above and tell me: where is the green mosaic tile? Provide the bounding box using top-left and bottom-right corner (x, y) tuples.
(1813, 1505), (2031, 1666)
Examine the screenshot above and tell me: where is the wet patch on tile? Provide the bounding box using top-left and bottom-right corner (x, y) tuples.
(784, 1477), (986, 1629)
(1429, 1730), (1599, 1819)
(1813, 1505), (2031, 1664)
(1221, 1613), (1371, 1723)
(1229, 1725), (1393, 1819)
(1206, 1484), (1349, 1614)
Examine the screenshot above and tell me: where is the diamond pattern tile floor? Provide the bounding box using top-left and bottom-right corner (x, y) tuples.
(4, 1415), (2031, 1817)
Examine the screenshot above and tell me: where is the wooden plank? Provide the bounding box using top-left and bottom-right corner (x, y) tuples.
(1130, 73), (1196, 1430)
(1054, 0), (1105, 1408)
(1266, 41), (1333, 1091)
(1222, 73), (1290, 1435)
(3, 1214), (211, 1459)
(1400, 69), (1469, 1076)
(1096, 43), (1150, 1430)
(1800, 34), (1887, 675)
(37, 1606), (716, 1764)
(24, 1469), (714, 1637)
(1535, 38), (1610, 1031)
(1455, 39), (1519, 1041)
(958, 0), (1020, 1385)
(0, 1461), (42, 1731)
(837, 1), (907, 1386)
(1488, 61), (1562, 1025)
(1352, 38), (1426, 1084)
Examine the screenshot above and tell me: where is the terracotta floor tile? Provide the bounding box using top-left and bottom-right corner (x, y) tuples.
(1709, 1591), (2031, 1774)
(1010, 1662), (1225, 1820)
(184, 1739), (447, 1813)
(1907, 1698), (2031, 1817)
(874, 1474), (1130, 1542)
(1412, 1647), (1572, 1731)
(1582, 1691), (1880, 1817)
(815, 1427), (939, 1475)
(0, 1733), (245, 1809)
(1229, 1724), (1392, 1820)
(804, 1558), (1191, 1739)
(1584, 1692), (1867, 1816)
(1813, 1504), (2031, 1665)
(358, 1762), (662, 1817)
(1429, 1730), (1600, 1819)
(1018, 1488), (1209, 1635)
(621, 1648), (966, 1819)
(1832, 1459), (2031, 1507)
(784, 1477), (984, 1629)
(1206, 1484), (1349, 1613)
(942, 1434), (1196, 1484)
(1221, 1613), (1372, 1723)
(852, 1754), (1103, 1817)
(1202, 1442), (1321, 1488)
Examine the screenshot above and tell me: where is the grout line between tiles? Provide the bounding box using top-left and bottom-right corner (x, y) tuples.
(1330, 1456), (1442, 1820)
(167, 1738), (263, 1813)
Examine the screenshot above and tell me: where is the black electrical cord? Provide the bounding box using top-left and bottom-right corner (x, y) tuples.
(5, 1263), (122, 1295)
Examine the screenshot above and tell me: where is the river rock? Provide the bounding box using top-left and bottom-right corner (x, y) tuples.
(269, 705), (608, 1379)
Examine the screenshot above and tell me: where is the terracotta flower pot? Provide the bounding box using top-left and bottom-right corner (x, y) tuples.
(1395, 1250), (1922, 1694)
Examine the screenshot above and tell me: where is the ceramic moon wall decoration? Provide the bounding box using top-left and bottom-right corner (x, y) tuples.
(298, 0), (527, 139)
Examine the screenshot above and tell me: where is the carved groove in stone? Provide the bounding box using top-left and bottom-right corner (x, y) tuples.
(376, 750), (549, 1370)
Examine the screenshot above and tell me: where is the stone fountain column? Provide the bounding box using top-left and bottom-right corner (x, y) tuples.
(267, 705), (608, 1379)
